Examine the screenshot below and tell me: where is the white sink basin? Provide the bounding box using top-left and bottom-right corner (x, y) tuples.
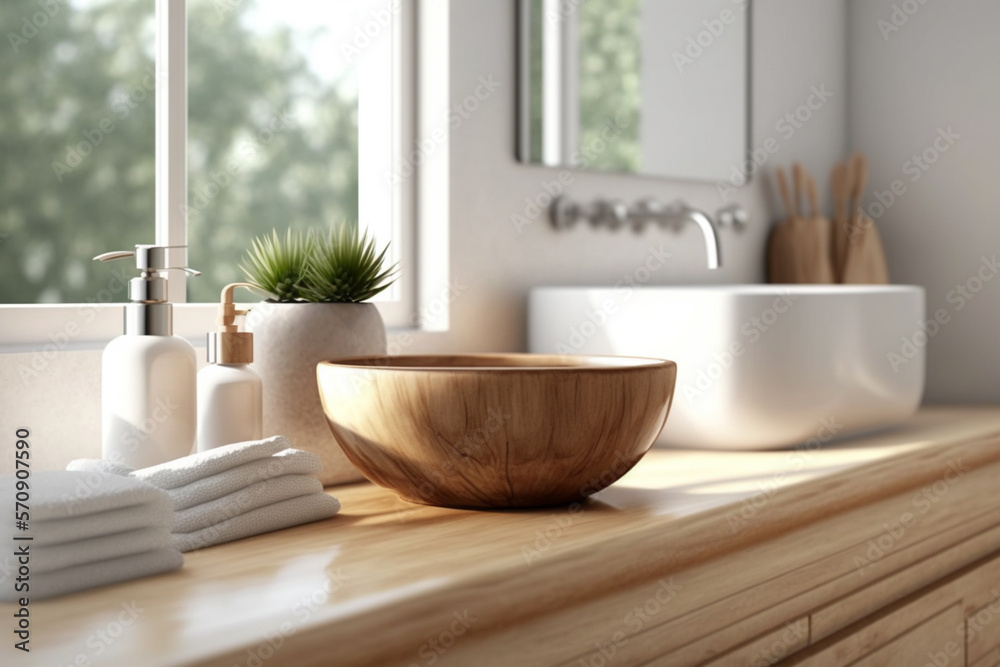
(529, 286), (926, 450)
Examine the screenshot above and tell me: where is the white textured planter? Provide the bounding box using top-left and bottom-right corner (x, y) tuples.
(248, 302), (387, 485)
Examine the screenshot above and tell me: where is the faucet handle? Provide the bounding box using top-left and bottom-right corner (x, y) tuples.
(632, 199), (663, 232)
(602, 200), (629, 231)
(716, 204), (749, 231)
(550, 196), (581, 230)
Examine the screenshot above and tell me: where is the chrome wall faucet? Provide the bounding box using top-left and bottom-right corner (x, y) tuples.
(549, 196), (748, 270)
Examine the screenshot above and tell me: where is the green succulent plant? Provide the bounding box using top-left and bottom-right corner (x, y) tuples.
(240, 229), (314, 302)
(303, 221), (398, 303)
(240, 222), (398, 303)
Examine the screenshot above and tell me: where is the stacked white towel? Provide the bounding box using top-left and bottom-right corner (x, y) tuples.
(0, 471), (183, 601)
(69, 436), (340, 552)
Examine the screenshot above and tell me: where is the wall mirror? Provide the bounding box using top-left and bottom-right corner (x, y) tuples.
(517, 0), (750, 182)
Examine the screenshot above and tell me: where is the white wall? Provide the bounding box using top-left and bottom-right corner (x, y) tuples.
(0, 0), (849, 471)
(849, 0), (1000, 402)
(424, 0), (848, 353)
(639, 0), (748, 180)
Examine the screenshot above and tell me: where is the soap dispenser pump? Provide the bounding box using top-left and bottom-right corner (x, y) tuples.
(94, 245), (200, 468)
(196, 283), (263, 451)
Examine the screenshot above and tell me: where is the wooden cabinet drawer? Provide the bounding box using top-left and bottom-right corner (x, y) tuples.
(969, 646), (1000, 667)
(779, 554), (1000, 667)
(780, 603), (963, 667)
(674, 618), (810, 667)
(967, 592), (1000, 666)
(783, 578), (955, 666)
(851, 604), (964, 667)
(811, 521), (1000, 642)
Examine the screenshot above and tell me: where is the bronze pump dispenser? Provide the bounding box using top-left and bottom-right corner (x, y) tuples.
(197, 283), (263, 451)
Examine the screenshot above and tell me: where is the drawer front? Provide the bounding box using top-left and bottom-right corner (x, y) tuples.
(969, 647), (1000, 667)
(851, 604), (964, 667)
(811, 521), (1000, 642)
(773, 556), (1000, 666)
(679, 618), (810, 667)
(967, 592), (1000, 666)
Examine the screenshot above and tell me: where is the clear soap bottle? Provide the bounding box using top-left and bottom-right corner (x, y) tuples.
(197, 283), (263, 451)
(94, 246), (200, 468)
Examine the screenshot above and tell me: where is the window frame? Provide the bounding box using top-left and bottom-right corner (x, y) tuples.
(0, 0), (449, 351)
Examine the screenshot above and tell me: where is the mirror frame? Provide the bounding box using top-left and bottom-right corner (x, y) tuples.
(515, 0), (753, 183)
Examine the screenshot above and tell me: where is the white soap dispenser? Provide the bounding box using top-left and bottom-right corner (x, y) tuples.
(94, 245), (199, 469)
(197, 283), (263, 451)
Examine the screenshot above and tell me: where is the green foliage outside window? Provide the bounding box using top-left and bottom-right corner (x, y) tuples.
(0, 0), (360, 304)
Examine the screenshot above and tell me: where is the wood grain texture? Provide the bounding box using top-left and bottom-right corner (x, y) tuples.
(693, 617), (810, 667)
(830, 162), (851, 281)
(6, 407), (1000, 667)
(316, 355), (677, 508)
(787, 552), (1000, 666)
(842, 215), (891, 284)
(793, 163), (808, 218)
(970, 648), (1000, 667)
(539, 463), (1000, 667)
(966, 590), (1000, 665)
(811, 519), (1000, 642)
(850, 604), (964, 667)
(799, 163), (836, 285)
(767, 165), (835, 285)
(842, 152), (890, 285)
(786, 579), (959, 665)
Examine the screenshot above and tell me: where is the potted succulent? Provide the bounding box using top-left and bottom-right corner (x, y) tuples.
(242, 222), (397, 485)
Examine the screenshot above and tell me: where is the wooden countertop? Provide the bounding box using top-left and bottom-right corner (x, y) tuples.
(7, 406), (1000, 667)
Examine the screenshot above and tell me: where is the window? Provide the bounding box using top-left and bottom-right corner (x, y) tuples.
(0, 0), (157, 304)
(185, 0), (409, 312)
(0, 0), (432, 347)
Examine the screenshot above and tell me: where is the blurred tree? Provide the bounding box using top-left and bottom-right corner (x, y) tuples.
(0, 0), (359, 304)
(524, 0), (641, 173)
(577, 0), (641, 172)
(186, 0), (358, 302)
(0, 0), (155, 304)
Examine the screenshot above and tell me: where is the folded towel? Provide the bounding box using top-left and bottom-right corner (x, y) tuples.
(174, 493), (341, 552)
(168, 450), (323, 510)
(68, 440), (338, 553)
(133, 436), (292, 488)
(174, 474), (322, 533)
(71, 459), (135, 477)
(70, 435), (292, 489)
(0, 548), (183, 602)
(22, 527), (172, 574)
(0, 472), (181, 601)
(25, 502), (175, 547)
(71, 448), (323, 510)
(67, 458), (132, 475)
(0, 472), (174, 548)
(0, 470), (171, 522)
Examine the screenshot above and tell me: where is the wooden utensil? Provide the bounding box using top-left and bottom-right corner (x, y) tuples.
(767, 164), (835, 284)
(776, 164), (796, 218)
(798, 163), (835, 284)
(841, 152), (890, 284)
(793, 161), (807, 218)
(804, 166), (822, 220)
(830, 162), (851, 281)
(767, 166), (796, 283)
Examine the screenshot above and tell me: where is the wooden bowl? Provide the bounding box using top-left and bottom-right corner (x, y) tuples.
(316, 354), (677, 508)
